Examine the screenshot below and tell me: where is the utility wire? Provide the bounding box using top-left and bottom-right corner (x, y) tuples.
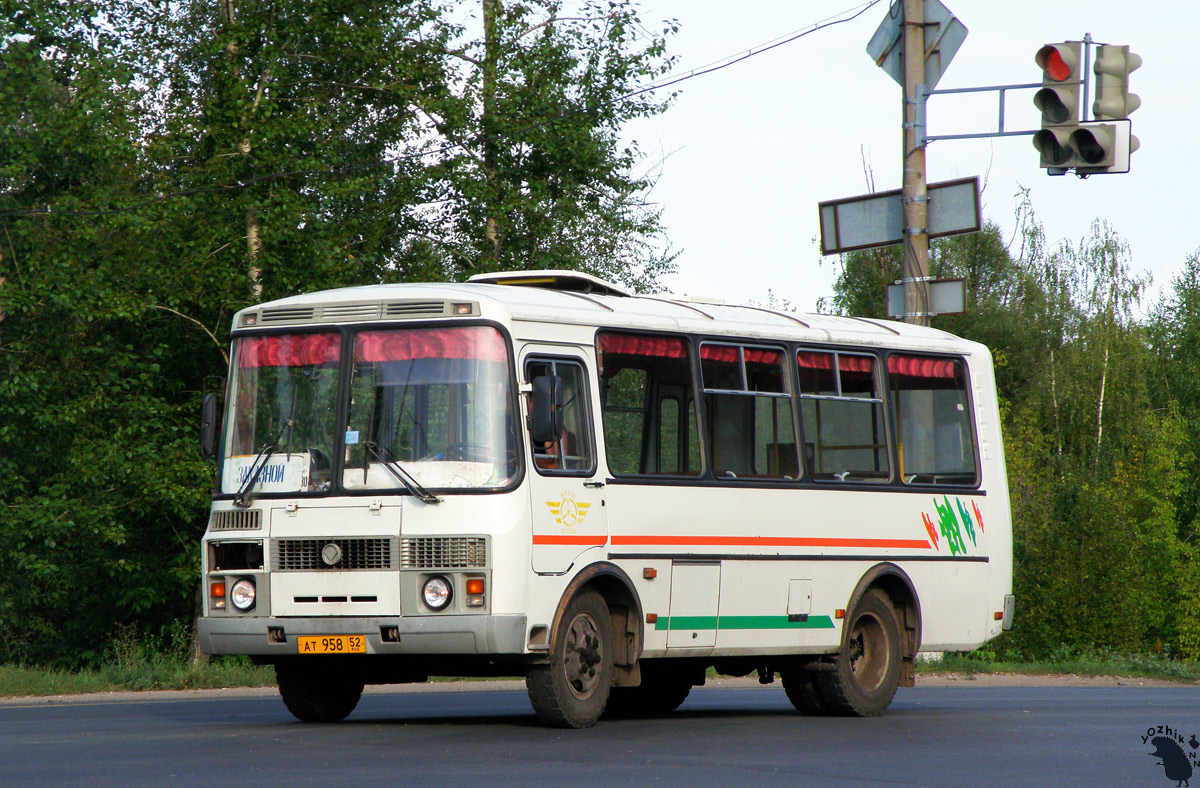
(0, 1), (883, 220)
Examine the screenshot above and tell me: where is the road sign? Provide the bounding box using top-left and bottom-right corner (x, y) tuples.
(867, 0), (967, 90)
(887, 278), (966, 318)
(818, 177), (981, 255)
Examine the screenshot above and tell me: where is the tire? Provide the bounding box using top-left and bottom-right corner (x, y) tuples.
(816, 589), (902, 716)
(780, 668), (826, 715)
(604, 662), (692, 718)
(276, 662), (364, 723)
(526, 590), (614, 728)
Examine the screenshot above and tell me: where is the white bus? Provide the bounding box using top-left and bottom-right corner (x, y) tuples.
(198, 270), (1013, 728)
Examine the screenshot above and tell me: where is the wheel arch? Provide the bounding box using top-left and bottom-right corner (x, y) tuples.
(845, 562), (922, 688)
(548, 561), (644, 686)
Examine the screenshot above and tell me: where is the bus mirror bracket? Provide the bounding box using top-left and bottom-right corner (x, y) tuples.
(530, 375), (564, 445)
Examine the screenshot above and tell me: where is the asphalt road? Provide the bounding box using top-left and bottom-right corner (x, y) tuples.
(2, 682), (1197, 788)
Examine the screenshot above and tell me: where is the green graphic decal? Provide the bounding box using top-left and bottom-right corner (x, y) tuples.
(934, 496), (967, 556)
(654, 615), (836, 631)
(956, 498), (978, 547)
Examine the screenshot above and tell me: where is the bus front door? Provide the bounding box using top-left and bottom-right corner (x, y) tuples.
(524, 353), (607, 574)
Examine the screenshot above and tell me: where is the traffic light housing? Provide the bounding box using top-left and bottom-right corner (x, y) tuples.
(1089, 43), (1141, 172)
(1034, 43), (1081, 125)
(1093, 44), (1141, 120)
(1033, 42), (1082, 170)
(1032, 41), (1137, 175)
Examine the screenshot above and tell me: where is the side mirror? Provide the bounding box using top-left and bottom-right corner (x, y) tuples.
(200, 392), (220, 460)
(530, 375), (564, 445)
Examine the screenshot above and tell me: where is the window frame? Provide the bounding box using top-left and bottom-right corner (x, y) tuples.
(698, 341), (800, 481)
(597, 330), (704, 479)
(885, 351), (982, 488)
(524, 355), (598, 478)
(795, 347), (892, 484)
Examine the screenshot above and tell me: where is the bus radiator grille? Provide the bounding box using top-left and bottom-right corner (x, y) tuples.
(272, 537), (398, 571)
(400, 536), (488, 569)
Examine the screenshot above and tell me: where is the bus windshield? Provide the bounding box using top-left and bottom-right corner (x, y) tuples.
(222, 332), (342, 496)
(342, 325), (518, 491)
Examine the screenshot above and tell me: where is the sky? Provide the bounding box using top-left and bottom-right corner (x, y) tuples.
(618, 1), (1189, 311)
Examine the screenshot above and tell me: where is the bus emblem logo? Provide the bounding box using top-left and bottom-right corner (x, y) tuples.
(546, 492), (591, 527)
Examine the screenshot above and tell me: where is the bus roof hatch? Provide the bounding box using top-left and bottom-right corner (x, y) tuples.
(467, 270), (633, 298)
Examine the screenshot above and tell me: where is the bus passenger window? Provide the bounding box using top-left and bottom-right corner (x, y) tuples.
(797, 350), (889, 483)
(888, 355), (978, 485)
(700, 343), (798, 480)
(597, 332), (700, 476)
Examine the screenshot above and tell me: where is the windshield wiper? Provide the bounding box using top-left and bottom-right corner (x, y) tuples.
(365, 442), (442, 505)
(233, 418), (290, 508)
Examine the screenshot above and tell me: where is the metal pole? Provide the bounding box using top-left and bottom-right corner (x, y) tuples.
(901, 0), (930, 326)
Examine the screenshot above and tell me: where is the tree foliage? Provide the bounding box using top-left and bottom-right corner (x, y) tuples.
(0, 0), (675, 665)
(826, 195), (1200, 660)
(429, 0), (679, 288)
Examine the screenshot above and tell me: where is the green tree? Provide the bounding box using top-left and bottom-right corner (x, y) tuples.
(826, 200), (1195, 659)
(427, 0), (678, 289)
(0, 0), (682, 666)
(0, 1), (209, 663)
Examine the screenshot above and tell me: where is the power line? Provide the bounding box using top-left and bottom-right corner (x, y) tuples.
(0, 2), (883, 220)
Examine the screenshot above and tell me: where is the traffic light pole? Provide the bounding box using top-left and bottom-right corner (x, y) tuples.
(901, 0), (931, 327)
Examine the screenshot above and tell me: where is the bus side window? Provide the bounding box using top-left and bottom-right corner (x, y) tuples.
(888, 355), (978, 485)
(797, 350), (890, 483)
(597, 332), (701, 477)
(701, 343), (798, 480)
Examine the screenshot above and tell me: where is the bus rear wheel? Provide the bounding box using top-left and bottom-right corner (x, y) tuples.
(526, 590), (613, 728)
(817, 589), (901, 716)
(275, 662), (364, 723)
(780, 668), (826, 715)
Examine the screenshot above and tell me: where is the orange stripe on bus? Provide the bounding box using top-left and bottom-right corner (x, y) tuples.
(608, 535), (934, 550)
(533, 535), (609, 546)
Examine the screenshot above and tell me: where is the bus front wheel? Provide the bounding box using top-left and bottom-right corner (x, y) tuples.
(817, 589), (901, 716)
(526, 590), (614, 728)
(276, 662), (364, 723)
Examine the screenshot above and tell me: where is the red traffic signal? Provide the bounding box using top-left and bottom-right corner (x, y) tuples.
(1033, 42), (1082, 127)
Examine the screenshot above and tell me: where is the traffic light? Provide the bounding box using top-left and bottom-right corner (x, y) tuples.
(1093, 44), (1141, 120)
(1032, 42), (1082, 170)
(1089, 44), (1141, 172)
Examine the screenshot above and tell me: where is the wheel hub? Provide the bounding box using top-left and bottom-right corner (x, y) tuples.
(563, 612), (602, 698)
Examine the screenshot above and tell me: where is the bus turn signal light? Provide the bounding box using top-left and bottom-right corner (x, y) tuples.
(210, 581), (227, 610)
(466, 577), (485, 607)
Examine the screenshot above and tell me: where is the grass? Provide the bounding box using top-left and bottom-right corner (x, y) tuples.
(0, 658), (276, 698)
(0, 625), (275, 699)
(918, 648), (1200, 683)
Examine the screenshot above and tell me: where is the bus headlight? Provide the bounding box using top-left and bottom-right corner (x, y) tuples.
(422, 576), (452, 610)
(230, 578), (257, 611)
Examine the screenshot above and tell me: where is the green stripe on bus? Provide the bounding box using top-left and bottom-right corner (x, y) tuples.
(653, 615), (836, 631)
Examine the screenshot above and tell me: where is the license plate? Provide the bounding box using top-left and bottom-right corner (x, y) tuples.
(297, 635), (366, 654)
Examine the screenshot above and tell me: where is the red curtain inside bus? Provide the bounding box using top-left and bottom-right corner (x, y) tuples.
(598, 333), (687, 359)
(887, 355), (956, 379)
(354, 327), (509, 363)
(236, 333), (341, 368)
(796, 350), (874, 374)
(699, 345), (782, 365)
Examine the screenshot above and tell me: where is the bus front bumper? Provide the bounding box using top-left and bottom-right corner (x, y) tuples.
(198, 614), (528, 657)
